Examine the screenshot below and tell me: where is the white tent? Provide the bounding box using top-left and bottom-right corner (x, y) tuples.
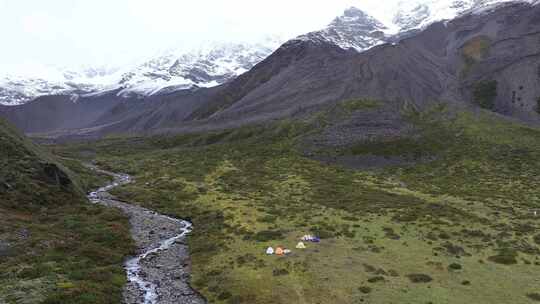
(301, 235), (313, 241)
(296, 242), (306, 249)
(266, 247), (274, 255)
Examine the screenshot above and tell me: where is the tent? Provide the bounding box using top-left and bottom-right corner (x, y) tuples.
(266, 247), (274, 255)
(296, 242), (306, 249)
(275, 247), (285, 256)
(284, 249), (292, 255)
(301, 235), (313, 241)
(301, 235), (321, 242)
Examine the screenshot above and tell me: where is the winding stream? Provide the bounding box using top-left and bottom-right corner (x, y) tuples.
(87, 166), (206, 304)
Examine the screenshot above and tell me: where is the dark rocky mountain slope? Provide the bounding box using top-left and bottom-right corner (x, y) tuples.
(199, 1), (540, 123)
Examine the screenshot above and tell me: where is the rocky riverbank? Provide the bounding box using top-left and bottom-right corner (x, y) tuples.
(87, 166), (206, 304)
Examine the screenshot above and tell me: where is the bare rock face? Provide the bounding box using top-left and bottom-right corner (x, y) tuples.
(42, 163), (72, 187)
(0, 240), (11, 258)
(454, 3), (540, 122)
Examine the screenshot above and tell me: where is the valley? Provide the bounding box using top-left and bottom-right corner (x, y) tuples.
(53, 106), (540, 304)
(1, 1), (540, 303)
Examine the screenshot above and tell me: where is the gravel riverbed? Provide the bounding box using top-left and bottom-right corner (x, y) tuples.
(87, 166), (206, 304)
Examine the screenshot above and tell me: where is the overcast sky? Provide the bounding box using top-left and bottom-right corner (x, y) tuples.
(0, 0), (403, 72)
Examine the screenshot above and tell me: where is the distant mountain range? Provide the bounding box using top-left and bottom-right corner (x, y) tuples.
(0, 0), (536, 106)
(0, 38), (283, 105)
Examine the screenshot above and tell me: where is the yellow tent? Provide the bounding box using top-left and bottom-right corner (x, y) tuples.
(296, 242), (306, 249)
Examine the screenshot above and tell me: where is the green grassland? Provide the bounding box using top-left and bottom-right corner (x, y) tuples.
(0, 119), (134, 304)
(55, 106), (540, 304)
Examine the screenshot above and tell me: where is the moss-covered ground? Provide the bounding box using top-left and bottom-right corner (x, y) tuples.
(55, 108), (540, 304)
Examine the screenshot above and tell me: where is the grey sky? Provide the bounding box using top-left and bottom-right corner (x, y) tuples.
(0, 0), (402, 72)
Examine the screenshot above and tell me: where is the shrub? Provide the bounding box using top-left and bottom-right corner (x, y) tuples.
(527, 293), (540, 301)
(217, 291), (232, 300)
(358, 286), (372, 294)
(252, 230), (283, 242)
(367, 276), (385, 283)
(534, 234), (540, 245)
(388, 269), (400, 277)
(488, 249), (518, 265)
(438, 232), (451, 240)
(448, 263), (462, 271)
(383, 227), (401, 240)
(407, 273), (433, 283)
(272, 268), (289, 276)
(473, 80), (498, 109)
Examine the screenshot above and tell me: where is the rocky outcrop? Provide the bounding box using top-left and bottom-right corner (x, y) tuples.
(42, 163), (72, 187)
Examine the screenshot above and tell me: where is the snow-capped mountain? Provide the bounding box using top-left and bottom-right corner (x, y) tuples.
(0, 66), (123, 106)
(0, 38), (283, 105)
(295, 7), (389, 52)
(115, 39), (282, 98)
(1, 0), (535, 106)
(298, 0), (536, 53)
(393, 0), (536, 33)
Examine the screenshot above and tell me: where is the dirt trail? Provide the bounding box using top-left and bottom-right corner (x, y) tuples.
(87, 166), (206, 304)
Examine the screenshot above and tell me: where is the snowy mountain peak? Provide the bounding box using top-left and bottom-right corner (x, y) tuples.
(295, 7), (388, 52)
(115, 39), (284, 98)
(393, 2), (431, 31)
(331, 7), (388, 30)
(392, 0), (535, 32)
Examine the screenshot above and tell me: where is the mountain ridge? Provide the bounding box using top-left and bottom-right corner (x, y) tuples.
(3, 0), (534, 106)
(1, 0), (539, 141)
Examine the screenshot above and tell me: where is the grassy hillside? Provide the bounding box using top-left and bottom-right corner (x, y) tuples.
(0, 119), (133, 304)
(56, 107), (540, 304)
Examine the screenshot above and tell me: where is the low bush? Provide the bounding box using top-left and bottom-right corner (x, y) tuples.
(534, 234), (540, 245)
(358, 286), (372, 294)
(367, 276), (385, 283)
(448, 263), (462, 271)
(272, 268), (289, 276)
(473, 80), (498, 110)
(488, 249), (518, 265)
(252, 230), (284, 242)
(527, 293), (540, 302)
(407, 273), (433, 283)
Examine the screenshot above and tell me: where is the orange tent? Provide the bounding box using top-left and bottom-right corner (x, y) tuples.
(275, 247), (285, 256)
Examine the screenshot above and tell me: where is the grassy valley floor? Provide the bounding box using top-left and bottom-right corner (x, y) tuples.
(55, 110), (540, 304)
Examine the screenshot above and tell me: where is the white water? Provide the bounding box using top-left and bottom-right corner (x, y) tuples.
(87, 168), (193, 304)
(125, 220), (192, 304)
